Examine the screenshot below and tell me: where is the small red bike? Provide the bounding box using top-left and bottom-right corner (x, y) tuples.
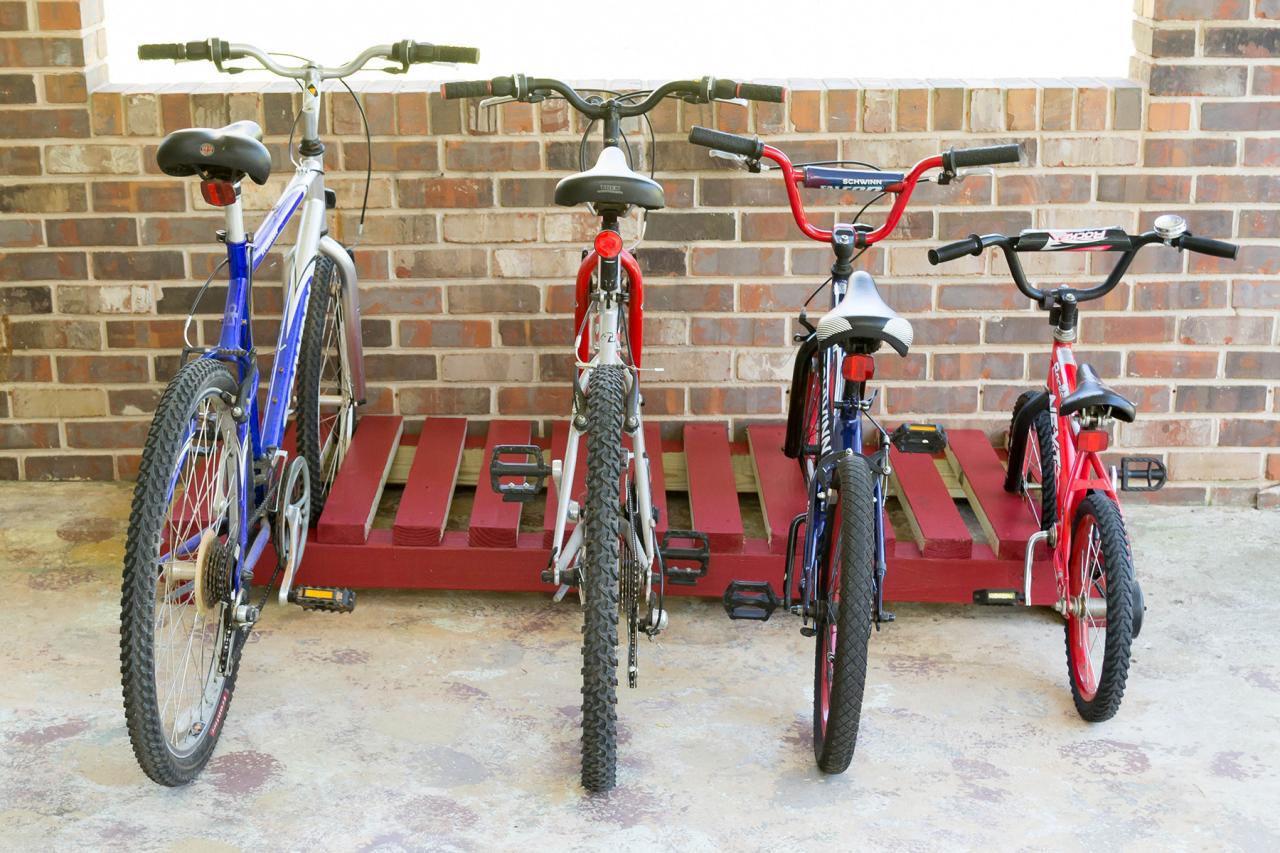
(930, 216), (1238, 719)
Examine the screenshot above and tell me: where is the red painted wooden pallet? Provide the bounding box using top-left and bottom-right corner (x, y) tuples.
(289, 418), (1054, 605)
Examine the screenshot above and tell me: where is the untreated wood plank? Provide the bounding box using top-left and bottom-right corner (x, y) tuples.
(468, 420), (532, 548)
(684, 423), (744, 552)
(316, 415), (403, 545)
(946, 428), (1039, 560)
(747, 424), (807, 555)
(392, 418), (466, 547)
(888, 445), (972, 559)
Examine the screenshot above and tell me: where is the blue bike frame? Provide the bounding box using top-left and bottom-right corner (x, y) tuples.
(798, 275), (888, 622)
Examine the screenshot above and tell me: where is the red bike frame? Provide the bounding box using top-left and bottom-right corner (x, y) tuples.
(1043, 340), (1121, 602)
(574, 246), (644, 365)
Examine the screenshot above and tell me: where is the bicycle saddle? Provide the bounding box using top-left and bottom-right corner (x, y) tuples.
(814, 271), (914, 356)
(1059, 363), (1136, 422)
(554, 146), (665, 211)
(156, 120), (272, 185)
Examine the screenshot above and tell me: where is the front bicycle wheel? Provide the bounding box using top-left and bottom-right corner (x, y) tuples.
(1011, 394), (1057, 531)
(1065, 493), (1136, 721)
(813, 454), (876, 774)
(579, 364), (626, 792)
(295, 255), (358, 526)
(120, 358), (245, 785)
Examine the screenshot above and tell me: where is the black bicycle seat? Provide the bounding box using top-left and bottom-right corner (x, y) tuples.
(1060, 363), (1135, 423)
(156, 120), (272, 185)
(554, 146), (665, 211)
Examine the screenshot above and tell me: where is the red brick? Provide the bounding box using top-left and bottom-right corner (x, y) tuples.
(1127, 351), (1219, 378)
(66, 420), (151, 449)
(0, 422), (60, 449)
(45, 217), (137, 247)
(690, 386), (781, 415)
(1180, 315), (1273, 345)
(789, 89), (821, 132)
(931, 87), (964, 131)
(393, 248), (487, 279)
(1202, 101), (1280, 131)
(1197, 174), (1280, 203)
(1174, 385), (1267, 412)
(0, 182), (86, 213)
(397, 177), (491, 208)
(1219, 419), (1280, 446)
(1152, 0), (1247, 19)
(36, 1), (81, 29)
(997, 174), (1091, 205)
(1224, 351), (1280, 378)
(1191, 245), (1280, 276)
(1144, 138), (1237, 167)
(42, 72), (86, 104)
(1243, 137), (1280, 166)
(444, 140), (539, 171)
(398, 387), (491, 416)
(689, 247), (784, 277)
(933, 353), (1024, 381)
(0, 145), (40, 175)
(0, 2), (27, 30)
(0, 72), (35, 103)
(0, 251), (85, 280)
(689, 317), (785, 347)
(1081, 316), (1176, 344)
(105, 320), (185, 349)
(1239, 212), (1280, 238)
(1133, 280), (1228, 310)
(497, 318), (572, 347)
(938, 211), (1032, 240)
(399, 319), (491, 348)
(1150, 65), (1248, 96)
(497, 386), (573, 415)
(1254, 65), (1280, 95)
(1205, 26), (1280, 57)
(1097, 173), (1191, 203)
(1232, 281), (1280, 309)
(57, 355), (149, 384)
(938, 285), (1025, 312)
(92, 251), (184, 280)
(92, 181), (185, 213)
(25, 455), (114, 481)
(344, 141), (439, 172)
(886, 386), (977, 415)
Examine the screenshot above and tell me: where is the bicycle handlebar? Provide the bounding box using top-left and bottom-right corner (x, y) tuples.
(928, 226), (1240, 304)
(688, 126), (1020, 245)
(441, 75), (785, 119)
(138, 38), (479, 79)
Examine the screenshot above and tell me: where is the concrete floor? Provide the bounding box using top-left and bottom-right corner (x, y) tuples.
(1, 482), (1277, 852)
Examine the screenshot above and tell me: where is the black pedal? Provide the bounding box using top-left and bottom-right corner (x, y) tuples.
(1119, 456), (1167, 492)
(890, 423), (948, 454)
(289, 586), (356, 613)
(973, 588), (1024, 606)
(540, 567), (580, 586)
(489, 444), (552, 503)
(660, 530), (710, 586)
(723, 580), (778, 621)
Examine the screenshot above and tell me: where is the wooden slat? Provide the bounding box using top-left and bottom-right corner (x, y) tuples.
(468, 420), (532, 548)
(316, 415), (403, 545)
(684, 423), (744, 552)
(392, 418), (467, 547)
(747, 424), (807, 555)
(888, 446), (972, 559)
(542, 421), (586, 549)
(946, 429), (1039, 560)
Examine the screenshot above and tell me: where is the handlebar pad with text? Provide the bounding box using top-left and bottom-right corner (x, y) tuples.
(687, 126), (764, 159)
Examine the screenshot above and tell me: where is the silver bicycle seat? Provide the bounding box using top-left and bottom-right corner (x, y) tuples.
(815, 271), (914, 356)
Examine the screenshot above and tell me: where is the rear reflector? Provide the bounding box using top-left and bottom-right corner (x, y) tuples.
(1077, 429), (1109, 452)
(594, 230), (623, 259)
(841, 354), (875, 382)
(200, 179), (238, 207)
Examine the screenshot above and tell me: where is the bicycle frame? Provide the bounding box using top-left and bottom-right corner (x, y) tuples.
(185, 77), (364, 594)
(1041, 340), (1120, 602)
(549, 240), (657, 587)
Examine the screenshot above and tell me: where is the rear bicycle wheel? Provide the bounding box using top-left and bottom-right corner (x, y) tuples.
(295, 255), (358, 526)
(120, 358), (245, 786)
(579, 364), (627, 792)
(813, 454), (876, 774)
(1065, 493), (1135, 721)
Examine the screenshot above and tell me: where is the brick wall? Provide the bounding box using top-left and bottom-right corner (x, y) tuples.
(0, 0), (1277, 505)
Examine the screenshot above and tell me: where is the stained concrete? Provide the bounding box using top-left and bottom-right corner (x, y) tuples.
(1, 482), (1277, 851)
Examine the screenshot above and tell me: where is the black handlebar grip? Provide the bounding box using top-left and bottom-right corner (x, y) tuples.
(138, 43), (184, 60)
(1178, 234), (1239, 260)
(688, 125), (764, 159)
(711, 79), (786, 103)
(946, 144), (1023, 170)
(441, 77), (513, 99)
(421, 44), (480, 64)
(928, 235), (984, 265)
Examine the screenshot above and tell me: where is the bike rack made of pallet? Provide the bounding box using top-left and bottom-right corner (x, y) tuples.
(288, 416), (1054, 605)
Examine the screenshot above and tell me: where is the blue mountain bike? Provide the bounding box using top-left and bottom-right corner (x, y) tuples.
(118, 37), (478, 786)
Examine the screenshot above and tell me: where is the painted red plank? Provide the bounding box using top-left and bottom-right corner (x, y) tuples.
(315, 415), (403, 545)
(469, 420), (532, 548)
(948, 429), (1039, 560)
(392, 417), (467, 547)
(684, 423), (744, 552)
(888, 446), (972, 559)
(747, 424), (807, 555)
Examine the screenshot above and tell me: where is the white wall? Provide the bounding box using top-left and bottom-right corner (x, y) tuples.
(106, 0), (1133, 84)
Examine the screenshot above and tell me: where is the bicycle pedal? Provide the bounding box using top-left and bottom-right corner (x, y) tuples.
(660, 529), (710, 586)
(1118, 455), (1167, 492)
(972, 588), (1024, 606)
(722, 580), (778, 621)
(890, 422), (948, 454)
(288, 586), (356, 613)
(540, 567), (580, 587)
(489, 444), (552, 503)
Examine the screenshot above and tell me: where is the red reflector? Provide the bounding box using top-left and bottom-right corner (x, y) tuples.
(200, 179), (238, 207)
(842, 354), (875, 382)
(594, 230), (623, 259)
(1077, 429), (1109, 452)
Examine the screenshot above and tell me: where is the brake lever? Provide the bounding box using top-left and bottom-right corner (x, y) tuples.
(708, 149), (773, 173)
(478, 95), (517, 109)
(948, 166), (995, 185)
